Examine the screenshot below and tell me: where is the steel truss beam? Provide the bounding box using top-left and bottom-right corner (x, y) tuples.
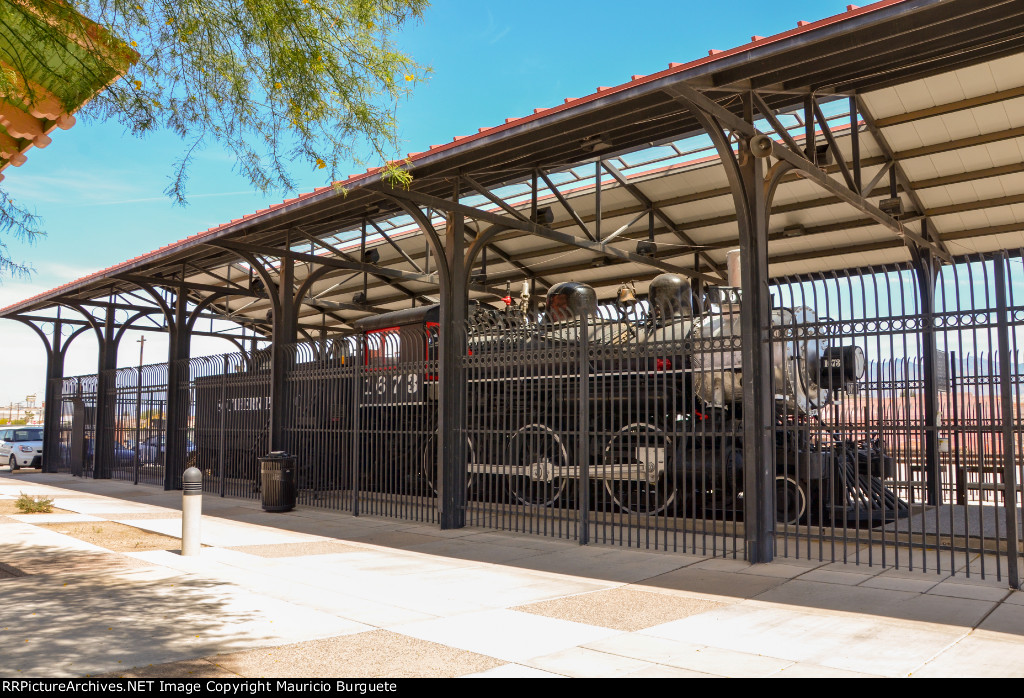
(287, 151), (1017, 310)
(663, 83), (952, 263)
(599, 159), (727, 280)
(856, 96), (951, 259)
(382, 187), (721, 285)
(214, 238), (505, 300)
(291, 226), (435, 305)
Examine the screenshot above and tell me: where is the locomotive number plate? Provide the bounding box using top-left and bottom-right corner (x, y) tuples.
(362, 372), (424, 404)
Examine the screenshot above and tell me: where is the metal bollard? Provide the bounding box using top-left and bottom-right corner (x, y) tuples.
(182, 466), (202, 556)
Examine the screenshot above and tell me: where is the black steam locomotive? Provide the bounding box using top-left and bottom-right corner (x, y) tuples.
(190, 274), (906, 525)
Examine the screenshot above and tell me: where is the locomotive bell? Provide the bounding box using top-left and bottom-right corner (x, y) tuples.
(648, 273), (696, 319)
(616, 282), (638, 307)
(545, 282), (598, 321)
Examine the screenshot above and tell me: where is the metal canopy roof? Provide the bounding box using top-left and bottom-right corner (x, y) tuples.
(4, 0), (1024, 341)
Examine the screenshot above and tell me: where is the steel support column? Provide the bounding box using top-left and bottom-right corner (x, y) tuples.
(93, 307), (119, 479)
(164, 293), (192, 490)
(270, 254), (298, 451)
(41, 320), (65, 473)
(993, 253), (1021, 590)
(739, 93), (775, 563)
(911, 243), (942, 505)
(439, 180), (468, 530)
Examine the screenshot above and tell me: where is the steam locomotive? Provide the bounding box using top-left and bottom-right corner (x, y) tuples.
(351, 274), (906, 525)
(190, 273), (906, 525)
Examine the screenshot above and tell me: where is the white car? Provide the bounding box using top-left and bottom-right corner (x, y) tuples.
(0, 427), (43, 471)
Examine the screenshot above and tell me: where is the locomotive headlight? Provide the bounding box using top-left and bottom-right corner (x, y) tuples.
(817, 345), (866, 387)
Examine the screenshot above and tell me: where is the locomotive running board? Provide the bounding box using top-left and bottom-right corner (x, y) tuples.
(465, 462), (663, 482)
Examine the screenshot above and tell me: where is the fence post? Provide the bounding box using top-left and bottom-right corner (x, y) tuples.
(950, 352), (966, 505)
(913, 246), (942, 505)
(134, 365), (142, 485)
(994, 253), (1021, 589)
(219, 354), (228, 497)
(351, 337), (362, 517)
(578, 309), (591, 545)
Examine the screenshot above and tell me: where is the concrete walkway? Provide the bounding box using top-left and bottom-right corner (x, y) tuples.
(2, 471), (1023, 678)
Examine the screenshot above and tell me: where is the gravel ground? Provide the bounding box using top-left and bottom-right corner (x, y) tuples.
(35, 521), (182, 552)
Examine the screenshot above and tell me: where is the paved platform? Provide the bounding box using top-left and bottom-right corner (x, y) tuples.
(2, 470), (1023, 678)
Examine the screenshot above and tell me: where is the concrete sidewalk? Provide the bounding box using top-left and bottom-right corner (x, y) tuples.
(2, 471), (1023, 678)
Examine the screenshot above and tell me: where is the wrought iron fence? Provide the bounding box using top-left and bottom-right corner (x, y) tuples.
(103, 363), (168, 485)
(180, 351), (270, 500)
(463, 299), (749, 556)
(772, 253), (1023, 582)
(55, 374), (98, 476)
(45, 253), (1024, 584)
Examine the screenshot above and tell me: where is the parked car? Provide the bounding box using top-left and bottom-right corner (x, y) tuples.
(0, 427), (43, 470)
(57, 438), (141, 469)
(85, 438), (141, 468)
(136, 435), (194, 465)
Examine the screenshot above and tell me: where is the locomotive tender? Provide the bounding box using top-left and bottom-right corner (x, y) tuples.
(191, 273), (906, 525)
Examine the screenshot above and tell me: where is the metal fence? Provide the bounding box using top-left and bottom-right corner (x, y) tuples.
(55, 374), (98, 477)
(105, 363), (168, 486)
(179, 351), (269, 500)
(771, 253), (1023, 582)
(48, 253), (1024, 583)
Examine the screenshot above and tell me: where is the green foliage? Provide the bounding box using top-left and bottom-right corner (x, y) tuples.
(15, 492), (53, 513)
(0, 0), (429, 273)
(0, 189), (43, 279)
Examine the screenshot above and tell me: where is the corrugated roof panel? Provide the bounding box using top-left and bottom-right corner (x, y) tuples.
(983, 137), (1024, 168)
(953, 61), (1001, 100)
(855, 133), (887, 161)
(953, 208), (991, 230)
(921, 182), (967, 208)
(921, 71), (968, 107)
(969, 175), (1014, 202)
(877, 120), (927, 151)
(984, 202), (1024, 228)
(1002, 96), (1024, 123)
(886, 77), (934, 113)
(860, 85), (903, 120)
(951, 144), (1000, 175)
(989, 54), (1024, 91)
(970, 101), (1016, 133)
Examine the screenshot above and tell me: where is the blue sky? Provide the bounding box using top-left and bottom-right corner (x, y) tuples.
(0, 0), (852, 405)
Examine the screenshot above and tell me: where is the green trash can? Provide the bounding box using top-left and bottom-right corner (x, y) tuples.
(259, 452), (296, 512)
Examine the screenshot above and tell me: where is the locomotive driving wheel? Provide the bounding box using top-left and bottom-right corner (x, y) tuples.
(421, 433), (476, 496)
(506, 424), (568, 507)
(775, 475), (808, 525)
(602, 423), (676, 516)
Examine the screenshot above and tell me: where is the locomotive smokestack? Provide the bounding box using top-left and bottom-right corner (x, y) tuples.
(726, 249), (742, 288)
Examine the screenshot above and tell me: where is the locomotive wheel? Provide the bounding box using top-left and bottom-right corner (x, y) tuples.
(775, 475), (808, 525)
(421, 433), (476, 496)
(602, 423), (676, 516)
(506, 424), (568, 507)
